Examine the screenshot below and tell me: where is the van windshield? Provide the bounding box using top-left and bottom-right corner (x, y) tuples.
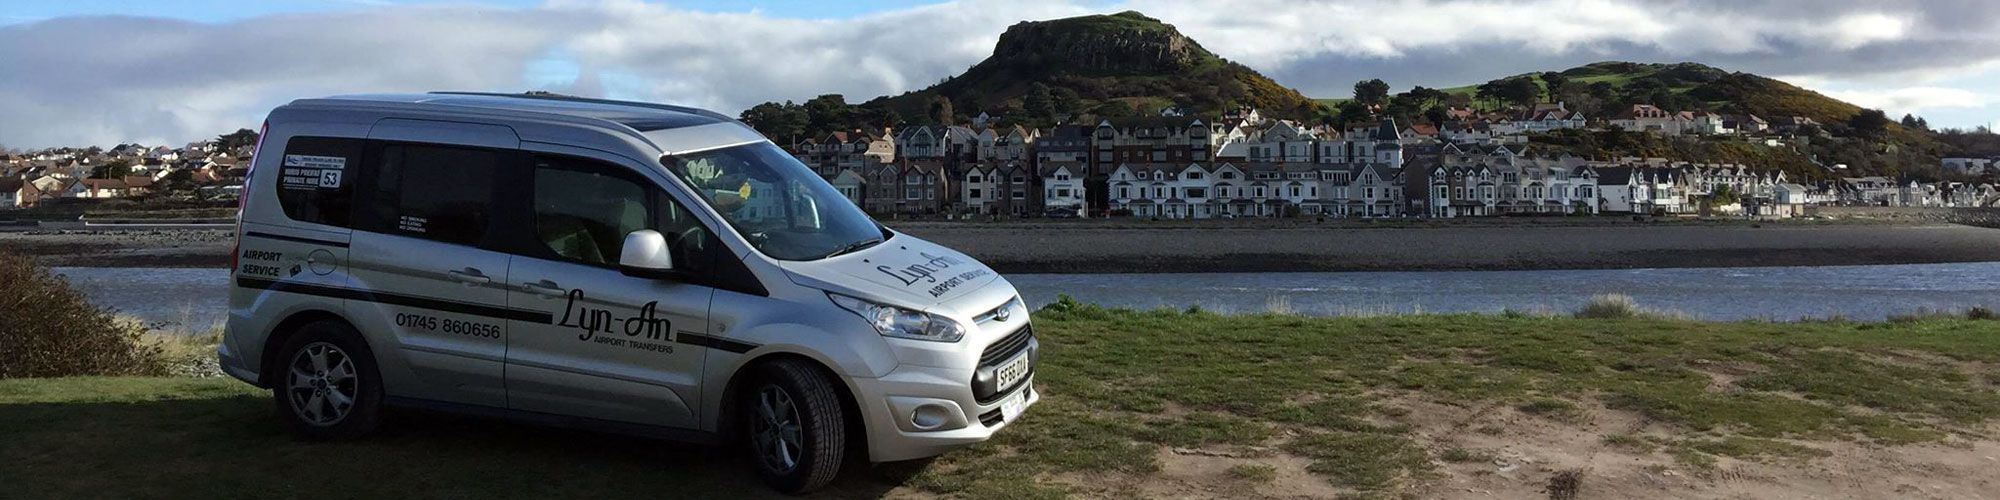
(662, 142), (885, 261)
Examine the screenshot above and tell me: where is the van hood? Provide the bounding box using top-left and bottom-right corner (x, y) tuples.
(777, 233), (1001, 309)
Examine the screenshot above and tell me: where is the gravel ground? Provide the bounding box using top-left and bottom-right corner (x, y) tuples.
(7, 221), (2000, 273)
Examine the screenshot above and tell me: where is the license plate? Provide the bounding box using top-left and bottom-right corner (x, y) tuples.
(995, 352), (1031, 391)
(1000, 389), (1026, 422)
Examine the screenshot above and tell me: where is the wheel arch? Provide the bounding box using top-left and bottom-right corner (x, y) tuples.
(718, 351), (871, 463)
(255, 309), (359, 387)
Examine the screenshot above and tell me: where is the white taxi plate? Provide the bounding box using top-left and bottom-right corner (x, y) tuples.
(1000, 388), (1027, 422)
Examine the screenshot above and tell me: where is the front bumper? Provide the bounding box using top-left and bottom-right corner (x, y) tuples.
(850, 358), (1040, 462)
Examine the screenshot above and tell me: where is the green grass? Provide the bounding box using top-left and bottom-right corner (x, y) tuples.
(5, 303), (2000, 498)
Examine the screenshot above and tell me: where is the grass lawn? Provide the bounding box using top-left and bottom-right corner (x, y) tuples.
(5, 302), (2000, 498)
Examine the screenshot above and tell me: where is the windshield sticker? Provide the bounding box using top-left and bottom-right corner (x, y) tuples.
(557, 289), (676, 354)
(397, 215), (427, 233)
(280, 154), (346, 191)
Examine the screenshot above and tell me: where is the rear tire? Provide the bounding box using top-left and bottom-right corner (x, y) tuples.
(271, 320), (383, 441)
(743, 359), (847, 494)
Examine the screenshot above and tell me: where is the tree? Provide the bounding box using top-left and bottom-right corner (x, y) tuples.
(1406, 86), (1447, 109)
(1848, 109), (1891, 139)
(1023, 83), (1055, 124)
(1051, 87), (1082, 119)
(927, 95), (956, 125)
(801, 94), (852, 136)
(155, 168), (197, 195)
(1538, 72), (1568, 101)
(1498, 77), (1541, 108)
(1091, 100), (1137, 118)
(91, 159), (132, 179)
(738, 101), (808, 141)
(1423, 106), (1450, 127)
(1709, 184), (1739, 206)
(1900, 113), (1920, 129)
(1352, 79), (1390, 107)
(1334, 101), (1371, 128)
(217, 128), (259, 150)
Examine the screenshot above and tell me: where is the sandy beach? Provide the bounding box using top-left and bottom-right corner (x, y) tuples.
(7, 217), (2000, 273)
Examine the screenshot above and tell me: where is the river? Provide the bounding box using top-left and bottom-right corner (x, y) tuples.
(52, 262), (2000, 331)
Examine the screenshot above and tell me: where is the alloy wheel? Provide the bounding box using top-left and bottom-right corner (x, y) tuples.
(751, 385), (804, 473)
(287, 342), (358, 426)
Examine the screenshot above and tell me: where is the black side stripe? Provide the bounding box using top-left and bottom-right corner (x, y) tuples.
(244, 231), (351, 248)
(236, 277), (761, 353)
(236, 277), (551, 323)
(674, 333), (757, 354)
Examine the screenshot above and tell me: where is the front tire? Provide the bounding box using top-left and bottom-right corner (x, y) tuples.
(743, 359), (847, 494)
(272, 320), (383, 441)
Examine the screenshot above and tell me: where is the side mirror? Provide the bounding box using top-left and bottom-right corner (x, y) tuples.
(618, 230), (676, 280)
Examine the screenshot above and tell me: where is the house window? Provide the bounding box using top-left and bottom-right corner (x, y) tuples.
(1365, 187), (1376, 199)
(1057, 188), (1070, 197)
(1186, 172), (1203, 180)
(1012, 190), (1024, 199)
(969, 188), (982, 199)
(968, 175), (982, 183)
(1290, 186), (1300, 197)
(906, 188), (920, 199)
(1119, 187), (1130, 198)
(1221, 171), (1236, 180)
(1056, 174), (1070, 181)
(1186, 188), (1206, 198)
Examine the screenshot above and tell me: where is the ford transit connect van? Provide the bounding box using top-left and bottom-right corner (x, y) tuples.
(218, 92), (1039, 493)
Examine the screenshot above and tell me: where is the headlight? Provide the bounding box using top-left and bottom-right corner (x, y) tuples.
(827, 292), (965, 343)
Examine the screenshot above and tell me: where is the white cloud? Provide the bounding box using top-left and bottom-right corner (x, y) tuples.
(1, 0), (1998, 148)
(1823, 87), (1992, 115)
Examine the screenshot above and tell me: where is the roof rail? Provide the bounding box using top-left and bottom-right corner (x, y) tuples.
(426, 91), (736, 122)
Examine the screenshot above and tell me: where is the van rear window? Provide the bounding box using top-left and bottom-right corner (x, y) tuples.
(356, 144), (497, 246)
(273, 136), (362, 227)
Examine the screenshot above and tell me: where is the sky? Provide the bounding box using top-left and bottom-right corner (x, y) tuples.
(1, 0), (1997, 148)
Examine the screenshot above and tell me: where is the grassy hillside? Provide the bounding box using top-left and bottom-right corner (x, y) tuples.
(6, 302), (2000, 498)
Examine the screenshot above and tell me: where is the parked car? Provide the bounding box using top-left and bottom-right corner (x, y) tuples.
(219, 92), (1039, 493)
(1043, 207), (1080, 219)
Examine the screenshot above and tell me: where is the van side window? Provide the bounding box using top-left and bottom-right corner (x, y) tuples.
(359, 144), (496, 246)
(528, 155), (718, 271)
(533, 158), (649, 265)
(273, 136), (362, 227)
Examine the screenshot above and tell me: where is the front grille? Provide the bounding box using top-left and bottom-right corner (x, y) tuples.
(979, 325), (1034, 367)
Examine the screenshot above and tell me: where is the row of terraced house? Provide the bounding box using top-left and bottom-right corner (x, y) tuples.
(788, 109), (1975, 219)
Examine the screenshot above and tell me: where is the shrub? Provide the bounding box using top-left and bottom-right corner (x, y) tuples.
(1573, 294), (1643, 319)
(0, 253), (169, 378)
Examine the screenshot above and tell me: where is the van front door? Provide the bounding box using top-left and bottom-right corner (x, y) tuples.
(500, 151), (712, 428)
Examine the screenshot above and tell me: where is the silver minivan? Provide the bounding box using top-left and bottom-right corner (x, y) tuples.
(217, 92), (1039, 493)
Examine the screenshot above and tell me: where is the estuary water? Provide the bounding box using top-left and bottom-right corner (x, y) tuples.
(53, 262), (2000, 330)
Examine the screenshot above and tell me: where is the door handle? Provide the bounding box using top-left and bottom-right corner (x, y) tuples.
(522, 279), (566, 297)
(447, 268), (491, 285)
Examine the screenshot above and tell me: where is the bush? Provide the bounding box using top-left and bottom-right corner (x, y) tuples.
(1572, 294), (1687, 320)
(0, 253), (169, 378)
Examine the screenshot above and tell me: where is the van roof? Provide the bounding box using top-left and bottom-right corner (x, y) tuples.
(291, 92), (736, 133)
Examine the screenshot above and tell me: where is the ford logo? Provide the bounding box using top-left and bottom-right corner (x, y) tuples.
(995, 306), (1011, 322)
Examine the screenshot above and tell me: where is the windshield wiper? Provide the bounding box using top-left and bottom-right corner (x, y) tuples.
(819, 237), (885, 260)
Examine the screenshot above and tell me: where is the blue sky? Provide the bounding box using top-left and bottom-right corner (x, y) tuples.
(1, 0), (1996, 147)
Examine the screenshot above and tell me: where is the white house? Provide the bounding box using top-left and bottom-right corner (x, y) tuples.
(1041, 165), (1085, 215)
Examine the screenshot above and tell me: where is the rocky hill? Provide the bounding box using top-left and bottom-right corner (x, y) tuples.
(866, 11), (1319, 124)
